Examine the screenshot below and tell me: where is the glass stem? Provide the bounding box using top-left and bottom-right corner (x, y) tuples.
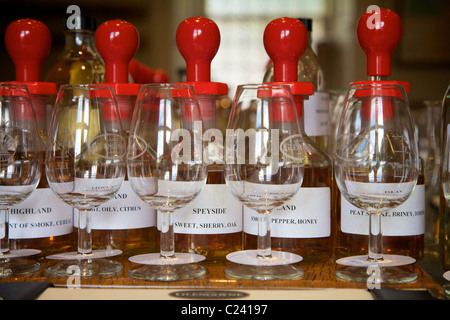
(160, 210), (175, 259)
(0, 208), (9, 255)
(257, 212), (272, 259)
(78, 209), (92, 255)
(368, 213), (383, 261)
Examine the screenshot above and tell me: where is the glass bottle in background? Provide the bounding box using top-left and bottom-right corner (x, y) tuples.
(440, 85), (450, 270)
(423, 100), (442, 255)
(263, 18), (329, 155)
(45, 16), (105, 89)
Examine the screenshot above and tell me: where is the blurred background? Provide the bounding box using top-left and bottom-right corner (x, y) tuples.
(0, 0), (449, 108)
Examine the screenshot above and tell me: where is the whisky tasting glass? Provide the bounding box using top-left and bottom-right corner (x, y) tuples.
(224, 83), (305, 280)
(0, 83), (42, 277)
(127, 83), (207, 281)
(334, 82), (419, 283)
(45, 84), (126, 277)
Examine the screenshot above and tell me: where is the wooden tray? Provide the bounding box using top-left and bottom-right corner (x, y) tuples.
(1, 253), (445, 299)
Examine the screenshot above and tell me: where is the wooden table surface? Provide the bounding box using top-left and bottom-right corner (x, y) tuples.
(1, 251), (446, 299)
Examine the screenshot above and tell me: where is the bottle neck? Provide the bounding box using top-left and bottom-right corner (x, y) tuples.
(63, 29), (98, 55)
(307, 31), (312, 48)
(369, 76), (390, 81)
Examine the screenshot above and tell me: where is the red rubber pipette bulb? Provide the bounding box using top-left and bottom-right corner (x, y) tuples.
(95, 19), (139, 83)
(176, 16), (220, 82)
(357, 7), (402, 77)
(5, 18), (51, 82)
(263, 17), (307, 82)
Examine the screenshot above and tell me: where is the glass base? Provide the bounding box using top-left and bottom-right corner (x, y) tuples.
(128, 253), (207, 281)
(335, 254), (417, 284)
(0, 257), (41, 277)
(1, 249), (41, 259)
(335, 265), (417, 284)
(225, 249), (303, 280)
(225, 264), (304, 280)
(129, 252), (206, 265)
(45, 259), (123, 277)
(46, 249), (122, 260)
(226, 250), (303, 266)
(128, 263), (207, 281)
(336, 254), (416, 267)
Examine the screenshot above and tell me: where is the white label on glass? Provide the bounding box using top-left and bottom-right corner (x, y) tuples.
(49, 177), (123, 195)
(9, 188), (73, 239)
(74, 181), (156, 230)
(303, 92), (329, 137)
(244, 187), (331, 238)
(344, 181), (416, 200)
(341, 184), (425, 236)
(169, 184), (243, 235)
